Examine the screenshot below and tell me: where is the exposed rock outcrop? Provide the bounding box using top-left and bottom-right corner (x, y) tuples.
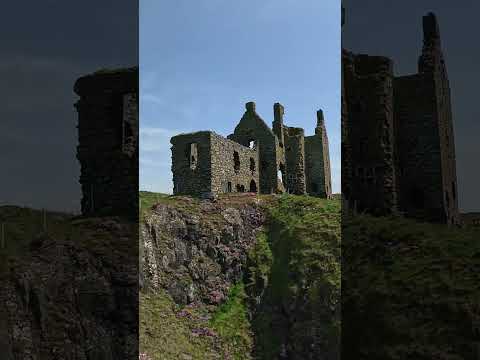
(0, 216), (138, 359)
(139, 194), (341, 360)
(140, 196), (266, 305)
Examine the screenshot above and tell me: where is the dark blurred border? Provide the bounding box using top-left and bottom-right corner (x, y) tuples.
(0, 2), (139, 358)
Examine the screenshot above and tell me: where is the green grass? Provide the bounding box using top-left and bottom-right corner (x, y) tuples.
(343, 214), (480, 359)
(0, 206), (74, 272)
(210, 283), (254, 359)
(252, 195), (341, 359)
(140, 290), (222, 360)
(246, 231), (273, 293)
(139, 191), (170, 220)
(139, 192), (342, 359)
(140, 284), (253, 360)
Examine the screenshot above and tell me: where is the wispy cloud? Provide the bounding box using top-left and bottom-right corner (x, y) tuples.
(140, 157), (170, 168)
(141, 93), (165, 106)
(140, 126), (178, 137)
(140, 126), (190, 152)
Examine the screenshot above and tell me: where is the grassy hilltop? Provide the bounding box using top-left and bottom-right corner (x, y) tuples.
(343, 214), (480, 359)
(4, 193), (476, 358)
(0, 206), (74, 272)
(141, 191), (480, 359)
(139, 192), (341, 359)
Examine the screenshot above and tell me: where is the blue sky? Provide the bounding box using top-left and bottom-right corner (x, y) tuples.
(140, 0), (341, 194)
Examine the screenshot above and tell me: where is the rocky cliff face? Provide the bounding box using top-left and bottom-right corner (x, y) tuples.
(0, 214), (138, 359)
(140, 195), (266, 305)
(139, 194), (341, 360)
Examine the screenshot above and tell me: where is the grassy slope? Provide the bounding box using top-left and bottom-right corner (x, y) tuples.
(140, 290), (224, 360)
(250, 195), (341, 359)
(343, 215), (480, 359)
(139, 192), (342, 359)
(140, 192), (258, 359)
(0, 206), (73, 272)
(209, 283), (254, 359)
(140, 191), (170, 220)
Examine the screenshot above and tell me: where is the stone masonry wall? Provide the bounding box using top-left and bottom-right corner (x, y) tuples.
(171, 101), (332, 199)
(74, 68), (138, 218)
(228, 102), (280, 194)
(394, 74), (445, 222)
(420, 13), (459, 225)
(393, 13), (459, 225)
(305, 110), (332, 198)
(305, 136), (323, 196)
(171, 132), (213, 196)
(346, 54), (398, 216)
(284, 126), (306, 195)
(342, 48), (354, 211)
(342, 8), (459, 225)
(210, 132), (259, 194)
(321, 118), (333, 199)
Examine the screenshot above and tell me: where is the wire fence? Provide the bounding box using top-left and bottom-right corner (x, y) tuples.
(0, 207), (79, 251)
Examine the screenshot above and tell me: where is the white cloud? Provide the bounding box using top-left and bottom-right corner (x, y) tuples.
(141, 93), (165, 106)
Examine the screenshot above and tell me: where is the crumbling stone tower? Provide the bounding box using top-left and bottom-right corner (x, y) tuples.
(171, 101), (332, 199)
(74, 67), (138, 218)
(342, 7), (459, 225)
(228, 102), (284, 194)
(394, 13), (459, 225)
(342, 53), (398, 216)
(306, 110), (333, 198)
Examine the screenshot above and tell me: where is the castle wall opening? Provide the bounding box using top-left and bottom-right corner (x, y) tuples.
(250, 157), (256, 174)
(278, 163), (286, 185)
(249, 179), (257, 193)
(233, 151), (240, 172)
(188, 143), (198, 170)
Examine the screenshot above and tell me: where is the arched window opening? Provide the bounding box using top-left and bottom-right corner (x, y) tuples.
(249, 180), (257, 193)
(233, 151), (240, 172)
(250, 158), (255, 173)
(188, 143), (198, 170)
(278, 163), (286, 184)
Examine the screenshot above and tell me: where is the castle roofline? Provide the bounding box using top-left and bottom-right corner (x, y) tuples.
(170, 130), (257, 152)
(234, 101), (276, 137)
(170, 130), (214, 138)
(74, 66), (138, 96)
(423, 12), (440, 40)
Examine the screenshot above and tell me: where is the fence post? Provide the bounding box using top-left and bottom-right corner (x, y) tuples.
(90, 184), (95, 213)
(1, 223), (5, 249)
(42, 209), (47, 232)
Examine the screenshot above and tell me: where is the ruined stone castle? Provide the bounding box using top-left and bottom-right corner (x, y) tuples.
(342, 7), (459, 225)
(171, 102), (332, 198)
(74, 67), (138, 218)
